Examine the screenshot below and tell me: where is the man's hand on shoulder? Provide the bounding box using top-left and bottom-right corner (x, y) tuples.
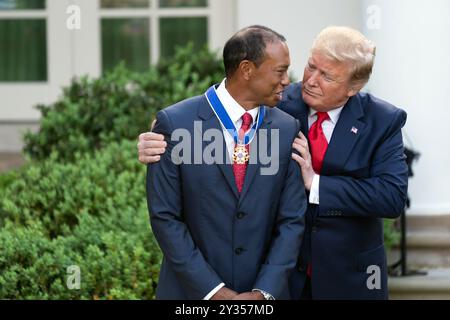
(137, 131), (167, 164)
(291, 131), (315, 191)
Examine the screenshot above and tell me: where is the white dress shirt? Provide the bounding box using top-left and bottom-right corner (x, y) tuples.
(215, 78), (260, 163)
(203, 78), (260, 300)
(307, 106), (344, 204)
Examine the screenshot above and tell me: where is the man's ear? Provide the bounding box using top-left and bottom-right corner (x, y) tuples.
(347, 82), (364, 98)
(238, 60), (256, 81)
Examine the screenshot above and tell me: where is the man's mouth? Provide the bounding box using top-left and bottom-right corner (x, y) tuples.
(303, 87), (320, 97)
(275, 91), (284, 99)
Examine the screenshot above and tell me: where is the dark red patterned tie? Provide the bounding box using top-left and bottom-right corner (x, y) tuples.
(232, 112), (253, 193)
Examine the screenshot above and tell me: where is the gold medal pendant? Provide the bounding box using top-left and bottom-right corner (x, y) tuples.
(233, 144), (249, 164)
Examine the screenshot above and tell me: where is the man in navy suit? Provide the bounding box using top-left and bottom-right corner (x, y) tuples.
(146, 26), (307, 300)
(139, 26), (408, 299)
(285, 26), (407, 299)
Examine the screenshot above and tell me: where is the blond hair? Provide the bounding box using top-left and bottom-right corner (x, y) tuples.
(311, 26), (376, 87)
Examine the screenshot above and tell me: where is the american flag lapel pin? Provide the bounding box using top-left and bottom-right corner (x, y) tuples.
(351, 126), (358, 134)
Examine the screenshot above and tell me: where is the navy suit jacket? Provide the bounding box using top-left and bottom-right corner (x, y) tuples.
(147, 92), (307, 299)
(280, 82), (408, 299)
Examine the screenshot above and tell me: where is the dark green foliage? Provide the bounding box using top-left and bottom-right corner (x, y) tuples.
(0, 140), (161, 299)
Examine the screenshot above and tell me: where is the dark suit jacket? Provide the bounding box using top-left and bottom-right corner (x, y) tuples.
(147, 92), (307, 299)
(281, 82), (408, 299)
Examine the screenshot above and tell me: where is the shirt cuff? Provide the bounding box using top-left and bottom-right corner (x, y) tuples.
(203, 283), (225, 300)
(308, 174), (320, 204)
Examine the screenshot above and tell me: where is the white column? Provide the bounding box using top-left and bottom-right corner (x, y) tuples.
(72, 0), (101, 78)
(363, 0), (450, 214)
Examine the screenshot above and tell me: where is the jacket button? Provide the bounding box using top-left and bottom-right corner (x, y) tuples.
(237, 212), (245, 219)
(235, 247), (244, 255)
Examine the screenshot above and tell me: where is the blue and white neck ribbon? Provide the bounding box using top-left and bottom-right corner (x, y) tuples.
(204, 85), (265, 145)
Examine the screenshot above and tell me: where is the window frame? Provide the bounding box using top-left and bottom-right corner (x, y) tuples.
(0, 0), (235, 121)
(99, 0), (212, 67)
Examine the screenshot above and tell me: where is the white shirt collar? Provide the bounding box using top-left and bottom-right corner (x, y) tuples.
(216, 78), (259, 125)
(309, 105), (344, 125)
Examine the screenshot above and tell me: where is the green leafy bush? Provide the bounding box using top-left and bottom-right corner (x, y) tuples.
(384, 219), (400, 251)
(23, 44), (224, 161)
(0, 140), (161, 299)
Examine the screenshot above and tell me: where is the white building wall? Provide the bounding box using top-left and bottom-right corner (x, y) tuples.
(363, 0), (450, 215)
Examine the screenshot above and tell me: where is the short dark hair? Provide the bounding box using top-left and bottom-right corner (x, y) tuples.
(223, 25), (286, 77)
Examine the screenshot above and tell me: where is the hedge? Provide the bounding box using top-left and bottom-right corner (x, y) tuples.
(0, 140), (161, 299)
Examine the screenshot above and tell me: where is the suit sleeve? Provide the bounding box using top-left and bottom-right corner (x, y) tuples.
(253, 120), (307, 298)
(319, 109), (408, 219)
(146, 109), (223, 299)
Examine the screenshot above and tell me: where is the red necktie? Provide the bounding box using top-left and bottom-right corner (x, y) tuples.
(232, 112), (253, 193)
(307, 111), (329, 278)
(308, 112), (330, 174)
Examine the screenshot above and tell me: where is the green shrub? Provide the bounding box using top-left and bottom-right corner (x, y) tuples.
(0, 140), (161, 299)
(0, 169), (18, 192)
(384, 219), (400, 251)
(23, 44), (224, 162)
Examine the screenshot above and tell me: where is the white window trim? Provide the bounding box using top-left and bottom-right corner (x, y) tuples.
(99, 0), (215, 65)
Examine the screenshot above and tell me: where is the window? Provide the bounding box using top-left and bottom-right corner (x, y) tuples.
(100, 0), (209, 73)
(0, 0), (45, 10)
(101, 0), (148, 9)
(159, 17), (207, 57)
(101, 18), (150, 72)
(0, 0), (47, 82)
(159, 0), (207, 8)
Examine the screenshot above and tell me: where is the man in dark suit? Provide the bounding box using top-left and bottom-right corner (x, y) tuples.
(146, 25), (307, 300)
(139, 26), (408, 299)
(285, 26), (407, 299)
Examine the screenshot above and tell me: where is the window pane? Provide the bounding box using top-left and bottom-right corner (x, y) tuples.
(159, 0), (207, 8)
(101, 18), (150, 73)
(0, 0), (46, 10)
(0, 19), (47, 81)
(100, 0), (149, 8)
(160, 17), (207, 58)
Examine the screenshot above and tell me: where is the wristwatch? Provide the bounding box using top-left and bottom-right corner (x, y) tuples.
(252, 289), (275, 300)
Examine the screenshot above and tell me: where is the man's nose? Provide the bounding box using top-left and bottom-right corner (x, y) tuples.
(281, 72), (290, 86)
(307, 71), (319, 86)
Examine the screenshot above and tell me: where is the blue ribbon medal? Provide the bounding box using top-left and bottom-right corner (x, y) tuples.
(205, 85), (265, 164)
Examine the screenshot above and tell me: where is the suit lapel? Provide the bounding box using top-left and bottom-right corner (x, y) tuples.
(281, 82), (309, 135)
(321, 95), (365, 175)
(239, 106), (273, 203)
(198, 98), (239, 199)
